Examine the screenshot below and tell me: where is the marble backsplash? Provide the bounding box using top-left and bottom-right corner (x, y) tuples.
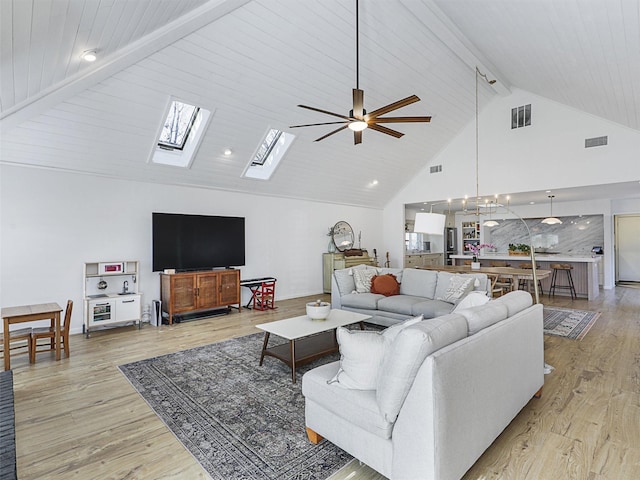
(485, 215), (604, 256)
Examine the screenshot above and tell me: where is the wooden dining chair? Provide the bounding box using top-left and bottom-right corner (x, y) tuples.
(486, 274), (506, 298)
(1, 327), (34, 364)
(30, 300), (72, 363)
(517, 264), (544, 295)
(489, 261), (514, 292)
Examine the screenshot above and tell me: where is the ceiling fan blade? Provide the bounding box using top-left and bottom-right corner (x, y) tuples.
(290, 121), (348, 128)
(354, 130), (362, 145)
(352, 89), (364, 118)
(314, 125), (349, 142)
(370, 116), (432, 124)
(366, 95), (421, 119)
(298, 105), (352, 121)
(368, 123), (404, 138)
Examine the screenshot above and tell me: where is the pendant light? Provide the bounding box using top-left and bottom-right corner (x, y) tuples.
(414, 211), (446, 235)
(541, 195), (562, 224)
(483, 200), (499, 227)
(475, 67), (498, 229)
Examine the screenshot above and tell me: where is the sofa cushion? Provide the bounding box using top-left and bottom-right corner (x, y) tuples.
(376, 314), (468, 423)
(378, 268), (404, 284)
(436, 275), (475, 304)
(353, 269), (378, 293)
(302, 362), (394, 439)
(334, 268), (356, 295)
(370, 274), (401, 296)
(328, 316), (424, 390)
(453, 291), (491, 312)
(410, 299), (455, 318)
(456, 302), (509, 335)
(377, 295), (426, 315)
(434, 272), (488, 299)
(492, 290), (533, 316)
(340, 293), (384, 310)
(334, 265), (376, 296)
(399, 268), (438, 298)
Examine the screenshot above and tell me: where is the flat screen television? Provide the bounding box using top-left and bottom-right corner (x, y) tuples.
(152, 213), (245, 272)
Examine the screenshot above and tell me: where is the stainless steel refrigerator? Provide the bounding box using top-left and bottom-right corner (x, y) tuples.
(445, 227), (457, 265)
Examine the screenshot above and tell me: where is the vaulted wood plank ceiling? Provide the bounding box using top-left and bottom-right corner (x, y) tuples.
(1, 0), (639, 208)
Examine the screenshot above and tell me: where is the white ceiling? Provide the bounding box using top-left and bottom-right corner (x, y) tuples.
(1, 0), (639, 208)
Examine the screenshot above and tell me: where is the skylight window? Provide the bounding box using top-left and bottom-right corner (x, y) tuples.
(243, 128), (295, 180)
(150, 98), (212, 169)
(252, 129), (282, 166)
(158, 101), (200, 150)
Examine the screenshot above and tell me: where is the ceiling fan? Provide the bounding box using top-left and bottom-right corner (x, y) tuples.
(289, 0), (432, 145)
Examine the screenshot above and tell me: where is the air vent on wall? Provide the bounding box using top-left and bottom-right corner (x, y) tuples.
(430, 165), (442, 174)
(585, 136), (608, 148)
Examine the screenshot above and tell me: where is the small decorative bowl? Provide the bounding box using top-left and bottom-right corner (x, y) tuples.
(306, 302), (331, 320)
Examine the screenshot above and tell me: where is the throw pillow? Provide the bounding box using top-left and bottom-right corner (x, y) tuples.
(334, 268), (356, 295)
(328, 327), (386, 389)
(436, 275), (474, 304)
(452, 291), (490, 312)
(353, 269), (377, 293)
(370, 274), (400, 296)
(328, 316), (424, 390)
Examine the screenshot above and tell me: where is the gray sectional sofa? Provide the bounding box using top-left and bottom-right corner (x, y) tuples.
(331, 265), (491, 327)
(303, 290), (544, 480)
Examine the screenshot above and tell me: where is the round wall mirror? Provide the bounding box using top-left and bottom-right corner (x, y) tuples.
(332, 221), (355, 252)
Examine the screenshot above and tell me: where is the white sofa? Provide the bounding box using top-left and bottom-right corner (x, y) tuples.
(331, 266), (491, 327)
(302, 290), (544, 480)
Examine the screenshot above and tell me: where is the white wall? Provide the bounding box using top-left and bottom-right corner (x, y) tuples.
(383, 88), (640, 286)
(0, 165), (383, 334)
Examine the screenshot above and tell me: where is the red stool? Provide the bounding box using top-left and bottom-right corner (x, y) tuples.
(252, 280), (276, 310)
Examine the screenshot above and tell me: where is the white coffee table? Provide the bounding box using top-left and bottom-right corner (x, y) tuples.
(256, 309), (371, 383)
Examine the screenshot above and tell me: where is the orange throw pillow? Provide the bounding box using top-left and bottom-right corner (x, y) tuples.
(370, 274), (400, 296)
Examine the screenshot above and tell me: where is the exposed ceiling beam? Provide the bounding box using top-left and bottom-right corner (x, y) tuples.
(0, 0), (251, 132)
(400, 0), (511, 95)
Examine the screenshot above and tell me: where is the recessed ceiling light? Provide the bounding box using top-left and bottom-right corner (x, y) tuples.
(81, 50), (97, 62)
(545, 190), (551, 193)
(371, 179), (379, 186)
(223, 148), (233, 156)
(530, 201), (535, 204)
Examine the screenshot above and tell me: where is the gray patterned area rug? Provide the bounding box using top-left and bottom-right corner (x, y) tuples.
(119, 333), (351, 480)
(543, 307), (601, 340)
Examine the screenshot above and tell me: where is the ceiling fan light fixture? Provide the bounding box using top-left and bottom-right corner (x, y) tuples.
(483, 219), (499, 227)
(348, 121), (368, 132)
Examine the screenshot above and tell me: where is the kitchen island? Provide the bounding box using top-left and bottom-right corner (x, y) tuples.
(451, 254), (602, 300)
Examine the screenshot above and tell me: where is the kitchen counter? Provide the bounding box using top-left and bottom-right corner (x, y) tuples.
(404, 252), (444, 268)
(450, 254), (601, 263)
(451, 254), (602, 299)
(86, 292), (139, 299)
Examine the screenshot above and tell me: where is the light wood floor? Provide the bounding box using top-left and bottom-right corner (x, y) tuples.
(7, 287), (640, 480)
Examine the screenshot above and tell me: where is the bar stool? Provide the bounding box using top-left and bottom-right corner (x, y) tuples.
(550, 264), (577, 299)
(518, 263), (544, 295)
